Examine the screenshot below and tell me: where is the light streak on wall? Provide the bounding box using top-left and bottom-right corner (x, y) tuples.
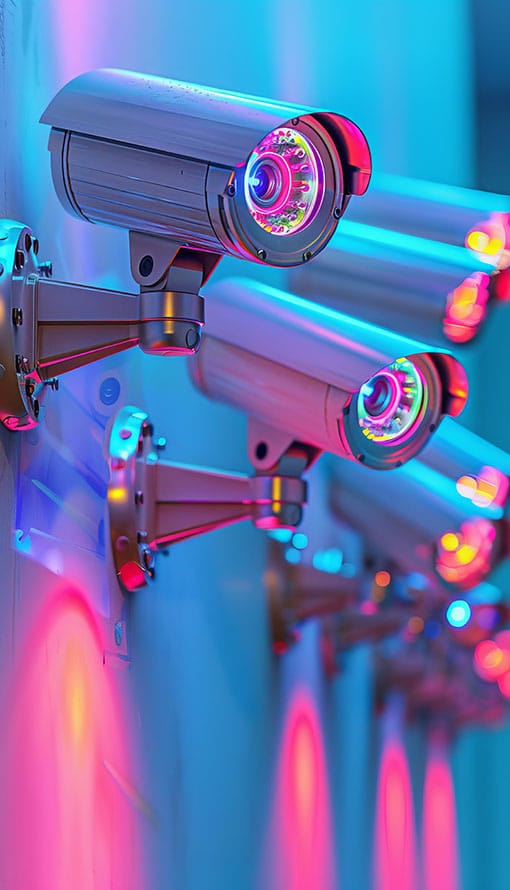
(374, 700), (417, 890)
(0, 589), (144, 890)
(262, 685), (337, 890)
(422, 730), (461, 890)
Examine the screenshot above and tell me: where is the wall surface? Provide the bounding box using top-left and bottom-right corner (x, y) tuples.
(0, 2), (508, 889)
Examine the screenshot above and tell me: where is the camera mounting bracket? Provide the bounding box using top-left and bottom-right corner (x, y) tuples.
(107, 405), (311, 592)
(0, 220), (221, 430)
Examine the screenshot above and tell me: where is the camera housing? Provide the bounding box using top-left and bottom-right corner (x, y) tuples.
(41, 68), (371, 269)
(190, 279), (468, 471)
(288, 220), (498, 345)
(329, 454), (506, 592)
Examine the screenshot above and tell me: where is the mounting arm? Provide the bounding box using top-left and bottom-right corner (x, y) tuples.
(108, 406), (310, 592)
(0, 220), (219, 429)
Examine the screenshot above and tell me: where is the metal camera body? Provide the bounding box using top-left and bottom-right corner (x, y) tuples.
(329, 448), (506, 592)
(189, 278), (468, 471)
(41, 68), (371, 269)
(288, 221), (497, 345)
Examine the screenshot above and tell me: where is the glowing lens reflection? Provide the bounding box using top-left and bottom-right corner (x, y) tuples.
(456, 466), (508, 509)
(245, 127), (324, 235)
(443, 272), (490, 343)
(446, 599), (471, 628)
(358, 358), (425, 443)
(436, 518), (497, 588)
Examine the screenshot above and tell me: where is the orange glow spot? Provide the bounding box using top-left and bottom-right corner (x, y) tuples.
(440, 533), (459, 552)
(408, 616), (424, 635)
(62, 642), (90, 748)
(474, 639), (510, 679)
(456, 468), (506, 508)
(108, 486), (128, 503)
(376, 570), (391, 587)
(485, 237), (504, 256)
(456, 475), (477, 498)
(293, 714), (316, 841)
(466, 230), (490, 252)
(456, 544), (477, 566)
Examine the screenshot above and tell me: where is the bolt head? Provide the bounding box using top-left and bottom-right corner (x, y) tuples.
(114, 621), (123, 646)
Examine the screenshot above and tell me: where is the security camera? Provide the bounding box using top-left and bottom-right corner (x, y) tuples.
(328, 445), (507, 592)
(189, 278), (468, 471)
(0, 71), (371, 431)
(288, 219), (502, 345)
(41, 67), (371, 268)
(346, 171), (510, 266)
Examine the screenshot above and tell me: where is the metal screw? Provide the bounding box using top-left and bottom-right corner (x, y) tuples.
(226, 183), (236, 197)
(139, 255), (154, 277)
(333, 207), (342, 219)
(15, 355), (30, 374)
(12, 308), (23, 326)
(38, 261), (52, 277)
(155, 436), (167, 451)
(291, 118), (299, 126)
(303, 251), (312, 262)
(15, 250), (25, 269)
(134, 490), (144, 505)
(137, 531), (148, 543)
(114, 621), (123, 646)
(186, 328), (200, 350)
(257, 249), (267, 260)
(141, 546), (155, 574)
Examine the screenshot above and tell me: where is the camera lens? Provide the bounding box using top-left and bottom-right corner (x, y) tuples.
(361, 372), (400, 419)
(243, 127), (325, 236)
(357, 358), (425, 444)
(249, 160), (283, 206)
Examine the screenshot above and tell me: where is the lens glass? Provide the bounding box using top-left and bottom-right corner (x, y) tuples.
(357, 358), (425, 443)
(244, 127), (325, 236)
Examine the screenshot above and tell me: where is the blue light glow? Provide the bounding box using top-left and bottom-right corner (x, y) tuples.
(268, 529), (293, 543)
(285, 548), (302, 565)
(292, 533), (308, 550)
(312, 548), (343, 573)
(446, 599), (472, 628)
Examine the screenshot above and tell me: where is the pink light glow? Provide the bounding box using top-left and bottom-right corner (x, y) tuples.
(374, 719), (417, 890)
(422, 733), (460, 890)
(262, 686), (337, 890)
(0, 590), (144, 890)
